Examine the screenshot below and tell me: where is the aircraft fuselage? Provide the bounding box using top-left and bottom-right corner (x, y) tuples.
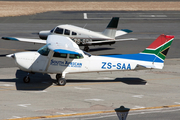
(39, 24), (115, 46)
(12, 50), (162, 75)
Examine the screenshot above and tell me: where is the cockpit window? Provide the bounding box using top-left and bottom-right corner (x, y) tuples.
(50, 28), (55, 33)
(38, 45), (50, 56)
(53, 52), (67, 58)
(54, 27), (63, 34)
(64, 29), (70, 35)
(69, 54), (83, 59)
(72, 31), (77, 35)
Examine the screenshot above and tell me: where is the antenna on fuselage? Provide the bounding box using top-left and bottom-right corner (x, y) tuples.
(83, 23), (87, 28)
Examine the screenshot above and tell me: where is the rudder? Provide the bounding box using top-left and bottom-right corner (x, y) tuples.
(141, 34), (174, 61)
(102, 17), (119, 39)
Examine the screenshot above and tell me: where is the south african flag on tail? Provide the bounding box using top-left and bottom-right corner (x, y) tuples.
(141, 34), (174, 62)
(100, 34), (174, 69)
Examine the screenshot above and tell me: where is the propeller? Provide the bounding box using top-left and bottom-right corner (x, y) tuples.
(31, 32), (39, 35)
(0, 54), (9, 57)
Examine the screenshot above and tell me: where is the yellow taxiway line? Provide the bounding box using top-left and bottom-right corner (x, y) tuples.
(5, 104), (180, 120)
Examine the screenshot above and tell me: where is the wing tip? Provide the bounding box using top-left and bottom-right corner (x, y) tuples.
(1, 37), (18, 41)
(121, 29), (133, 33)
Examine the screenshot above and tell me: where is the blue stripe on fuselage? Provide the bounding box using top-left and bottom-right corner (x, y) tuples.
(100, 53), (164, 63)
(54, 49), (80, 55)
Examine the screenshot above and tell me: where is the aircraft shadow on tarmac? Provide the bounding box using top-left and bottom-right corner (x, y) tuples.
(0, 70), (54, 91)
(0, 69), (147, 91)
(67, 78), (147, 85)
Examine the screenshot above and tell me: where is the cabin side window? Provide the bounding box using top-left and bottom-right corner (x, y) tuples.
(72, 31), (77, 35)
(69, 54), (83, 59)
(53, 52), (67, 58)
(38, 45), (50, 56)
(54, 27), (64, 34)
(64, 29), (70, 35)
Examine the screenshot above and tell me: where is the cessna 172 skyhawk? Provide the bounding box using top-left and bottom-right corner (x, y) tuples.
(2, 17), (136, 51)
(6, 34), (174, 86)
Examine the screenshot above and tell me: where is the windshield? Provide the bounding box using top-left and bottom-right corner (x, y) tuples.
(54, 27), (63, 34)
(50, 28), (55, 33)
(38, 45), (50, 56)
(83, 51), (91, 57)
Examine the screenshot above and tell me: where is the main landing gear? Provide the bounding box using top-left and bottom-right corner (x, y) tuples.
(56, 74), (66, 86)
(84, 46), (89, 52)
(22, 73), (67, 86)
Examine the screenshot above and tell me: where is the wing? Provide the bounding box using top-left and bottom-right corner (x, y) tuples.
(47, 35), (82, 55)
(115, 29), (133, 37)
(1, 37), (46, 44)
(86, 38), (137, 44)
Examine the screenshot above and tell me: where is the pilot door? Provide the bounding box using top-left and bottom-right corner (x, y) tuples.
(47, 52), (87, 73)
(31, 52), (49, 72)
(47, 52), (69, 73)
(66, 53), (89, 72)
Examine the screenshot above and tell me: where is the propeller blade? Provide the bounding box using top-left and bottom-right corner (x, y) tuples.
(31, 32), (39, 35)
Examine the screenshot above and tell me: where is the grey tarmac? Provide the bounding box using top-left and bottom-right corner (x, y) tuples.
(0, 11), (180, 120)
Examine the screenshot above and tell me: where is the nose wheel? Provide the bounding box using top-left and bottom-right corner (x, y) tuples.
(57, 78), (66, 86)
(23, 76), (30, 83)
(56, 74), (66, 86)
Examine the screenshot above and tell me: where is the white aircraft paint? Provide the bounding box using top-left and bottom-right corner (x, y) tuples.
(17, 104), (31, 107)
(132, 95), (144, 98)
(84, 99), (104, 101)
(74, 87), (91, 90)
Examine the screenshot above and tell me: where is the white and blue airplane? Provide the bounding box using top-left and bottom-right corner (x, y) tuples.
(2, 17), (136, 51)
(6, 34), (174, 86)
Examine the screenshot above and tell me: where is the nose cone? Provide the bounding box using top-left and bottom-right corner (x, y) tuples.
(6, 54), (15, 58)
(39, 30), (51, 40)
(11, 52), (38, 72)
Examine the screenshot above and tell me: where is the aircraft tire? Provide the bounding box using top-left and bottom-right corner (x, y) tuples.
(23, 76), (30, 83)
(84, 46), (89, 52)
(57, 78), (66, 86)
(56, 74), (62, 80)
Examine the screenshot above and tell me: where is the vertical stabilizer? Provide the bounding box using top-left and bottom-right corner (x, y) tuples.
(141, 34), (174, 62)
(102, 17), (119, 39)
(136, 34), (174, 69)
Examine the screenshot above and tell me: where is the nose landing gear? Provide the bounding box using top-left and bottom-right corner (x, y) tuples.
(56, 73), (66, 86)
(23, 73), (30, 83)
(84, 46), (89, 52)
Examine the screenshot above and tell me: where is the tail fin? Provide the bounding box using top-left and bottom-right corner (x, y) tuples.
(102, 17), (119, 39)
(141, 34), (174, 62)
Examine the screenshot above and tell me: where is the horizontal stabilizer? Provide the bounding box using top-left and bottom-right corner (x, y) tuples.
(135, 64), (163, 70)
(114, 38), (137, 41)
(115, 29), (133, 37)
(2, 37), (46, 44)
